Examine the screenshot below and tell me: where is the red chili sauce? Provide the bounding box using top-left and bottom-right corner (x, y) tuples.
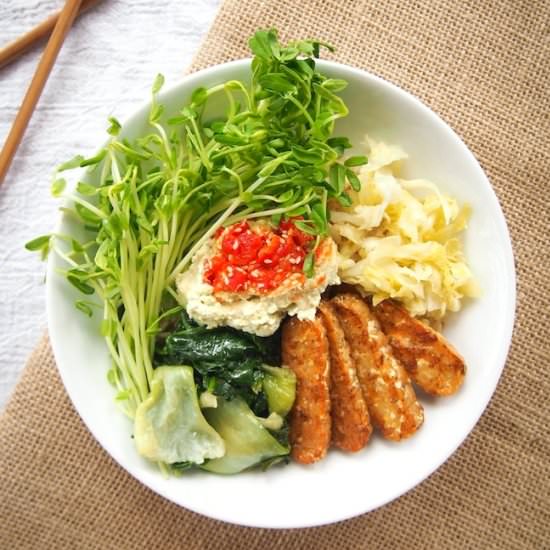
(203, 220), (314, 294)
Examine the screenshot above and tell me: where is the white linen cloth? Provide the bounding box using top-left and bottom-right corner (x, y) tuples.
(0, 0), (221, 408)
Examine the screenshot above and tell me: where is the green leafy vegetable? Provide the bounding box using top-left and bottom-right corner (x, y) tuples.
(201, 397), (289, 474)
(344, 155), (368, 167)
(345, 167), (361, 192)
(158, 313), (280, 364)
(262, 365), (296, 417)
(76, 181), (98, 196)
(75, 300), (95, 317)
(171, 461), (195, 472)
(134, 366), (225, 464)
(57, 155), (85, 172)
(106, 117), (121, 136)
(25, 234), (52, 260)
(157, 312), (281, 415)
(303, 248), (315, 278)
(51, 178), (67, 197)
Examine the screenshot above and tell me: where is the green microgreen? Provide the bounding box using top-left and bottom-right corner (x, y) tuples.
(29, 28), (365, 420)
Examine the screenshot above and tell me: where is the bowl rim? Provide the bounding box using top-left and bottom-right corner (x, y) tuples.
(46, 57), (517, 528)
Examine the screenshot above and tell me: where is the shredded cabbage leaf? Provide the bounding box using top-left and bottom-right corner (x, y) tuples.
(331, 135), (478, 319)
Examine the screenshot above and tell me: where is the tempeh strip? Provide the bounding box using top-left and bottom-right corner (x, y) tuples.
(318, 301), (372, 452)
(373, 299), (466, 396)
(281, 314), (331, 464)
(331, 293), (424, 441)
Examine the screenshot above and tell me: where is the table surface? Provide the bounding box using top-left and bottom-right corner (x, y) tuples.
(0, 0), (221, 409)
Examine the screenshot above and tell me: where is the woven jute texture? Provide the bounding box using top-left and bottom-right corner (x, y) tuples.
(2, 1), (549, 548)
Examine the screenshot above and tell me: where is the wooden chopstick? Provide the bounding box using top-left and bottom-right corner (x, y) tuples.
(0, 0), (100, 70)
(0, 0), (83, 185)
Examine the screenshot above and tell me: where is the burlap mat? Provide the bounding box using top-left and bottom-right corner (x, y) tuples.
(2, 1), (549, 548)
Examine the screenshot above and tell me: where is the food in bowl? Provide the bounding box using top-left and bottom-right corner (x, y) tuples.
(177, 220), (340, 336)
(28, 29), (477, 476)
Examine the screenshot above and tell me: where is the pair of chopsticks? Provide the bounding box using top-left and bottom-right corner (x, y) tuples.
(0, 0), (101, 185)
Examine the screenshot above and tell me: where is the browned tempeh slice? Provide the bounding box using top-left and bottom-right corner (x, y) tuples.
(331, 293), (424, 441)
(281, 314), (331, 464)
(373, 299), (466, 396)
(318, 301), (372, 452)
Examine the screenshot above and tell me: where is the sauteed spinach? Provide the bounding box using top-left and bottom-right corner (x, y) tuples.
(156, 311), (281, 416)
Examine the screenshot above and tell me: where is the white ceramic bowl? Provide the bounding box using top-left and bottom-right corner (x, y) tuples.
(47, 59), (516, 528)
